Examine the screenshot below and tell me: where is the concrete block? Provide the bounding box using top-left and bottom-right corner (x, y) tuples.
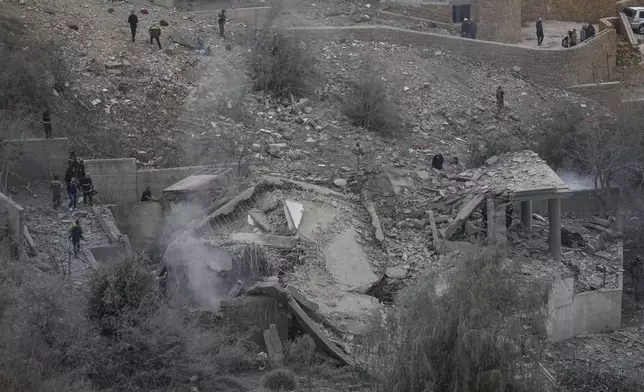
(109, 202), (163, 253)
(230, 232), (296, 249)
(249, 210), (271, 232)
(263, 324), (285, 365)
(88, 243), (128, 265)
(284, 200), (303, 229)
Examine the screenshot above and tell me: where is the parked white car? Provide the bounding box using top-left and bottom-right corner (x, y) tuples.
(624, 6), (644, 34)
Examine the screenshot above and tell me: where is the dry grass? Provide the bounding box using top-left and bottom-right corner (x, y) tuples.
(262, 368), (298, 391)
(343, 68), (401, 137)
(362, 248), (549, 392)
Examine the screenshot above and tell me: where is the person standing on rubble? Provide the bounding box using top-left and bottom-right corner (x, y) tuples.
(149, 23), (162, 50)
(42, 108), (52, 139)
(495, 86), (504, 113)
(461, 18), (470, 38)
(218, 9), (227, 38)
(67, 177), (79, 212)
(79, 172), (93, 207)
(128, 10), (139, 42)
(68, 219), (84, 257)
(352, 142), (365, 171)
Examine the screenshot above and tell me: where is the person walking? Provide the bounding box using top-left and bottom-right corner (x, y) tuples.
(79, 172), (93, 207)
(67, 177), (79, 211)
(128, 10), (139, 42)
(43, 108), (52, 139)
(351, 142), (365, 171)
(149, 23), (162, 50)
(51, 175), (62, 210)
(68, 219), (84, 257)
(536, 17), (544, 46)
(218, 9), (226, 38)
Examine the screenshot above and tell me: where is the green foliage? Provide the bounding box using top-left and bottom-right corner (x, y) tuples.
(87, 258), (156, 335)
(262, 368), (298, 392)
(251, 30), (315, 98)
(344, 71), (401, 137)
(366, 249), (548, 392)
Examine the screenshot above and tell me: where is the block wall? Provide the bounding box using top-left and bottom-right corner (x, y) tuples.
(565, 81), (622, 113)
(285, 25), (617, 87)
(85, 158), (138, 204)
(476, 0), (521, 42)
(386, 3), (453, 23)
(522, 0), (615, 23)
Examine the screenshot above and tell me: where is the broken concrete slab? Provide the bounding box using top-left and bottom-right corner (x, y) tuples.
(23, 225), (36, 255)
(286, 298), (353, 366)
(205, 185), (256, 221)
(441, 193), (486, 239)
(284, 200), (303, 230)
(230, 232), (296, 249)
(262, 176), (350, 199)
(263, 324), (285, 366)
(427, 210), (441, 252)
(323, 228), (380, 291)
(383, 166), (415, 194)
(385, 267), (407, 279)
(249, 210), (271, 232)
(287, 285), (320, 312)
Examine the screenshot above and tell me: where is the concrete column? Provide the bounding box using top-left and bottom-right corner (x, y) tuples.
(548, 198), (561, 262)
(521, 200), (532, 233)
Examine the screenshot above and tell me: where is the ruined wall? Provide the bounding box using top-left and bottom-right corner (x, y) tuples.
(89, 243), (130, 265)
(0, 192), (24, 252)
(531, 188), (620, 214)
(565, 81), (622, 113)
(136, 166), (205, 200)
(379, 11), (461, 34)
(110, 201), (163, 252)
(8, 138), (68, 182)
(85, 158), (138, 204)
(547, 275), (623, 342)
(286, 25), (617, 87)
(521, 0), (615, 23)
(476, 0), (521, 43)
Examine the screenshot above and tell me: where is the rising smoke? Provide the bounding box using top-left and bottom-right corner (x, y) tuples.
(161, 202), (232, 311)
(556, 169), (594, 191)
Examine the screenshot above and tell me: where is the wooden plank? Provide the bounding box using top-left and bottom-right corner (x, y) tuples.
(427, 210), (440, 252)
(442, 193), (486, 240)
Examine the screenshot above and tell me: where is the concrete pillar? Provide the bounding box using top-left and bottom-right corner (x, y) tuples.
(521, 200), (532, 233)
(548, 198), (561, 262)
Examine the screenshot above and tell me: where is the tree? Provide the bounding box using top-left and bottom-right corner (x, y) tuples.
(571, 119), (644, 218)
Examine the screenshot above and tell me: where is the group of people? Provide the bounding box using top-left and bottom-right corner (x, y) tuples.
(460, 18), (478, 39)
(126, 9), (227, 50)
(559, 24), (595, 48)
(52, 151), (94, 212)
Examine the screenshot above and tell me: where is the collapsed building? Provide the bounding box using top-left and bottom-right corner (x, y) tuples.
(83, 149), (623, 365)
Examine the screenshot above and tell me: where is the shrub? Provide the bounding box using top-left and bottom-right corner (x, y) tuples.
(558, 365), (642, 392)
(467, 135), (514, 168)
(344, 70), (401, 136)
(284, 334), (315, 369)
(251, 30), (315, 98)
(214, 340), (257, 373)
(262, 368), (298, 391)
(87, 258), (157, 335)
(534, 105), (584, 169)
(364, 249), (548, 392)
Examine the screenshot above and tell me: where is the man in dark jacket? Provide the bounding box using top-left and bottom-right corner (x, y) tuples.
(67, 177), (79, 211)
(79, 173), (93, 207)
(69, 219), (84, 257)
(128, 10), (138, 42)
(461, 18), (470, 38)
(76, 159), (86, 179)
(141, 186), (157, 202)
(43, 108), (52, 139)
(469, 20), (477, 39)
(218, 9), (227, 37)
(149, 24), (162, 49)
(587, 23), (595, 39)
(536, 17), (544, 46)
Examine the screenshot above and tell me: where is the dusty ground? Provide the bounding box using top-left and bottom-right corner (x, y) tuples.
(518, 20), (590, 50)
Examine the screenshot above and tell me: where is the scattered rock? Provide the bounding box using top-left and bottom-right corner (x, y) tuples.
(485, 156), (499, 165)
(385, 267), (407, 279)
(333, 178), (347, 187)
(512, 65), (521, 72)
(416, 170), (430, 180)
(251, 143), (262, 153)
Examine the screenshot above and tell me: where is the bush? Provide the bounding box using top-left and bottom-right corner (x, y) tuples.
(284, 334), (315, 369)
(214, 340), (257, 373)
(467, 135), (514, 168)
(251, 30), (315, 98)
(364, 249), (548, 392)
(344, 71), (401, 136)
(534, 105), (584, 169)
(262, 368), (298, 391)
(87, 258), (157, 335)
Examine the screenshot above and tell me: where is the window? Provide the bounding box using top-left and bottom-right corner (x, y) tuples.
(639, 10), (644, 18)
(452, 4), (471, 23)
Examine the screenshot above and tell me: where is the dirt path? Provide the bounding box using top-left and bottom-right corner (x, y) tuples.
(14, 182), (111, 285)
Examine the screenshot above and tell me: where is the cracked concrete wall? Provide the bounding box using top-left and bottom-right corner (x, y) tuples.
(110, 201), (163, 253)
(547, 275), (623, 342)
